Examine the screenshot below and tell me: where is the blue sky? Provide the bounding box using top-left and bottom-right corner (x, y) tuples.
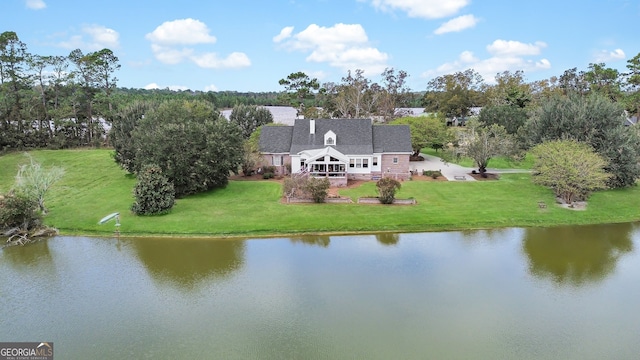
(7, 0), (639, 92)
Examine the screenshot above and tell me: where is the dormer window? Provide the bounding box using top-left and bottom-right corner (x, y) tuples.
(324, 130), (336, 146)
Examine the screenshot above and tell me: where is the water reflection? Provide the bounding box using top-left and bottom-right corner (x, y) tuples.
(376, 233), (400, 246)
(1, 240), (55, 272)
(290, 235), (331, 247)
(523, 223), (634, 287)
(129, 238), (245, 290)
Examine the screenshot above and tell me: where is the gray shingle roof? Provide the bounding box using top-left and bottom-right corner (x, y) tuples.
(290, 119), (374, 155)
(259, 125), (293, 153)
(373, 125), (412, 153)
(259, 118), (411, 155)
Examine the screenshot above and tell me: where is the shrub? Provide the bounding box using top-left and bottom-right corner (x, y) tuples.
(376, 177), (401, 204)
(131, 164), (175, 215)
(282, 174), (329, 202)
(422, 170), (442, 179)
(0, 192), (40, 231)
(304, 177), (330, 203)
(263, 172), (274, 179)
(283, 173), (308, 199)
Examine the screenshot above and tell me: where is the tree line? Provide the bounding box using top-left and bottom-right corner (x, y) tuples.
(0, 32), (283, 151)
(5, 29), (639, 149)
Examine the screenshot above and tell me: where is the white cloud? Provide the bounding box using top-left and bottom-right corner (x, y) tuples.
(146, 18), (250, 69)
(57, 25), (120, 50)
(273, 26), (294, 43)
(423, 40), (551, 84)
(486, 39), (547, 56)
(83, 25), (120, 48)
(25, 0), (46, 10)
(144, 83), (189, 91)
(150, 45), (193, 65)
(204, 84), (218, 92)
(434, 14), (478, 35)
(145, 18), (216, 46)
(361, 0), (469, 19)
(275, 23), (388, 73)
(190, 52), (251, 69)
(593, 48), (626, 62)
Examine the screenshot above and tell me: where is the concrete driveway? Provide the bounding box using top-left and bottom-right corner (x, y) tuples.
(409, 153), (531, 181)
(409, 153), (476, 181)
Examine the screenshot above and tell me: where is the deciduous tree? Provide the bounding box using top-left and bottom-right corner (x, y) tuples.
(531, 140), (610, 205)
(378, 67), (410, 121)
(463, 123), (516, 176)
(335, 69), (371, 118)
(393, 114), (452, 155)
(12, 153), (64, 214)
(484, 70), (531, 108)
(423, 69), (484, 119)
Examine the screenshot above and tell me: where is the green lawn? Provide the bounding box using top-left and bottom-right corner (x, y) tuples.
(1, 149), (639, 237)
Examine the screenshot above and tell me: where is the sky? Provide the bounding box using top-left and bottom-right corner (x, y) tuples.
(6, 0), (640, 92)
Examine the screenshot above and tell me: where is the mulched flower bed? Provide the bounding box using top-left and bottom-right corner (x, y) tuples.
(467, 173), (500, 181)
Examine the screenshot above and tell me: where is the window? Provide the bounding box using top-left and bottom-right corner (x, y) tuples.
(273, 155), (282, 166)
(350, 159), (355, 168)
(393, 157), (398, 164)
(372, 157), (378, 166)
(324, 130), (337, 146)
(363, 159), (368, 168)
(356, 159), (362, 168)
(300, 160), (305, 169)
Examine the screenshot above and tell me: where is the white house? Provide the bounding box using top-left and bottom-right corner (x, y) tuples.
(258, 118), (412, 186)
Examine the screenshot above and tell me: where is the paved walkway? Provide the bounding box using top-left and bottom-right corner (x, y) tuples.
(409, 153), (531, 181)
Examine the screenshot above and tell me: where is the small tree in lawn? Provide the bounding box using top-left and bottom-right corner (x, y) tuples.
(377, 177), (401, 204)
(131, 164), (175, 215)
(531, 140), (610, 205)
(13, 153), (65, 214)
(465, 123), (517, 177)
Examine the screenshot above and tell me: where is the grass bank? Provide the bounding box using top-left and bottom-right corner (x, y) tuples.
(1, 149), (639, 237)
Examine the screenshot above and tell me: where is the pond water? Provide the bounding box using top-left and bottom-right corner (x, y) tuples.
(2, 223), (640, 359)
